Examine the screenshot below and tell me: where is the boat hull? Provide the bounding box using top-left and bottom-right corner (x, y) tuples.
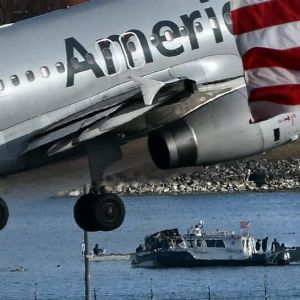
(131, 251), (270, 268)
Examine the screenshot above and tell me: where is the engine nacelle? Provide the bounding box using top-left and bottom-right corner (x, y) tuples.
(148, 87), (300, 169)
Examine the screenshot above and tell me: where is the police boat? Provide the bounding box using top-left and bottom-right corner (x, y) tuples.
(130, 221), (290, 268)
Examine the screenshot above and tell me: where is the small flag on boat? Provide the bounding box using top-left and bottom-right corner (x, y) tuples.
(240, 221), (250, 229)
(230, 0), (300, 122)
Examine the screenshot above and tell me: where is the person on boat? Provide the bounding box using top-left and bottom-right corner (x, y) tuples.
(262, 237), (268, 252)
(93, 243), (101, 256)
(280, 243), (286, 250)
(194, 225), (201, 236)
(271, 239), (280, 252)
(176, 238), (187, 249)
(136, 244), (143, 252)
(255, 239), (261, 252)
(81, 241), (85, 256)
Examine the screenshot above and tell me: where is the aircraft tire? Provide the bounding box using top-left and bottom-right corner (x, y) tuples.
(0, 198), (9, 230)
(74, 193), (125, 232)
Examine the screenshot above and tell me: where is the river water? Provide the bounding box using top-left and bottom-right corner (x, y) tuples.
(0, 192), (300, 299)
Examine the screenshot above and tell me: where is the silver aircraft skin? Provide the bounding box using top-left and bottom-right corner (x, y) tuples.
(0, 0), (241, 176)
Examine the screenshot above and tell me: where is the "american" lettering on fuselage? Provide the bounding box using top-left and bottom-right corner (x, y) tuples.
(65, 1), (232, 87)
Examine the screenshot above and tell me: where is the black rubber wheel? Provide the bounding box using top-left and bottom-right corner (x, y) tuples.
(0, 198), (9, 230)
(74, 193), (97, 231)
(92, 193), (125, 232)
(74, 193), (125, 232)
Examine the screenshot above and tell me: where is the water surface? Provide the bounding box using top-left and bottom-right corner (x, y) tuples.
(0, 192), (300, 299)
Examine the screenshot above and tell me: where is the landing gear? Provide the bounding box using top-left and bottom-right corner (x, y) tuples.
(74, 134), (125, 232)
(74, 192), (125, 232)
(0, 198), (9, 230)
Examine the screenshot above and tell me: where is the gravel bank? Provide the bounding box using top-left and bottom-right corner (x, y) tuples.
(60, 159), (300, 196)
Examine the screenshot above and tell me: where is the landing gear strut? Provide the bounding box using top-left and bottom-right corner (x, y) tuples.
(0, 198), (9, 230)
(74, 135), (125, 232)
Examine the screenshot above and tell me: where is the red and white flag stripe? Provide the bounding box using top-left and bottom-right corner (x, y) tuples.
(231, 0), (300, 121)
(240, 221), (250, 229)
(231, 0), (271, 10)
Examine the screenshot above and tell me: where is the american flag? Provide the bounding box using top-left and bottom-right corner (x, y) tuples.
(231, 0), (300, 122)
(240, 221), (250, 229)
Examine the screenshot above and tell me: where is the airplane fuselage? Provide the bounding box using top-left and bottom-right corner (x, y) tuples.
(0, 0), (242, 176)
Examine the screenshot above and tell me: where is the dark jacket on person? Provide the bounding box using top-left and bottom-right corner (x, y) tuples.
(262, 237), (268, 252)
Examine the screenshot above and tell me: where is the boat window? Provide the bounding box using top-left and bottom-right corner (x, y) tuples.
(187, 240), (195, 248)
(11, 75), (20, 86)
(40, 66), (50, 78)
(197, 240), (202, 247)
(206, 240), (215, 247)
(56, 62), (65, 73)
(0, 80), (4, 91)
(216, 240), (225, 248)
(25, 71), (35, 82)
(206, 240), (225, 248)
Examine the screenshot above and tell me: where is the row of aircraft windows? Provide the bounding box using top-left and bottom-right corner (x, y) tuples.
(0, 63), (65, 91)
(0, 16), (232, 92)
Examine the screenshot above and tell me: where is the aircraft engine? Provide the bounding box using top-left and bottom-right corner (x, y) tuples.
(148, 87), (299, 169)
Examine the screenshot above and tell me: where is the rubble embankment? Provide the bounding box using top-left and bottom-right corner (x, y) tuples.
(60, 159), (300, 196)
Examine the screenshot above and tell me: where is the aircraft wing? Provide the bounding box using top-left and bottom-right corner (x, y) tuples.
(22, 77), (245, 157)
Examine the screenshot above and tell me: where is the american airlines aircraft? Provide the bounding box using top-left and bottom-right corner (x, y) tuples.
(0, 0), (299, 231)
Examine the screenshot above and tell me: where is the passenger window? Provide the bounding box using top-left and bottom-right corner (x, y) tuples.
(11, 75), (20, 86)
(127, 41), (136, 52)
(194, 22), (203, 33)
(224, 13), (232, 25)
(197, 240), (202, 247)
(56, 62), (65, 73)
(179, 26), (189, 37)
(85, 53), (96, 65)
(41, 66), (50, 78)
(120, 32), (145, 69)
(150, 34), (159, 46)
(96, 38), (121, 75)
(209, 18), (218, 29)
(0, 80), (4, 91)
(102, 48), (113, 60)
(25, 71), (35, 82)
(70, 58), (80, 70)
(164, 30), (174, 42)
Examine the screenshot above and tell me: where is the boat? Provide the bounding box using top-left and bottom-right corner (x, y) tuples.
(88, 253), (130, 262)
(130, 221), (291, 268)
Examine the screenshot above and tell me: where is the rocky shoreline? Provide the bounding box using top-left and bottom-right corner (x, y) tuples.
(59, 159), (300, 196)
